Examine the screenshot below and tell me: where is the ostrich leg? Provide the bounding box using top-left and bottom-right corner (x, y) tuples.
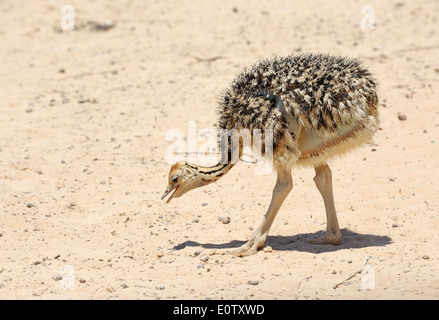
(231, 168), (293, 256)
(309, 163), (341, 245)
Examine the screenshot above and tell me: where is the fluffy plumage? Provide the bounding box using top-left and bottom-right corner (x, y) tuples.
(217, 53), (379, 169)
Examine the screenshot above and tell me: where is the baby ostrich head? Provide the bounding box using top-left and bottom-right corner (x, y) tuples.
(161, 160), (231, 203)
(161, 162), (202, 203)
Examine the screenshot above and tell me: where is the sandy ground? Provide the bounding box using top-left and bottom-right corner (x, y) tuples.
(0, 0), (438, 300)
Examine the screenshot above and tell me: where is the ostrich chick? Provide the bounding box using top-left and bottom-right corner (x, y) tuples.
(162, 53), (379, 256)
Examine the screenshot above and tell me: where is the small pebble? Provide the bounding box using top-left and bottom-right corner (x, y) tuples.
(193, 250), (201, 257)
(221, 217), (231, 224)
(392, 223), (398, 228)
(77, 98), (90, 104)
(157, 285), (165, 290)
(202, 203), (208, 206)
(192, 218), (200, 223)
(197, 264), (204, 269)
(79, 278), (86, 283)
(200, 255), (209, 263)
(157, 252), (163, 258)
(263, 246), (272, 253)
(247, 280), (259, 286)
(422, 255), (429, 260)
(397, 114), (407, 121)
(26, 203), (34, 208)
(89, 19), (116, 31)
(54, 275), (63, 281)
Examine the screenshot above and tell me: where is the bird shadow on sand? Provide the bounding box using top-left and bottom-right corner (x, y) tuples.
(173, 229), (391, 254)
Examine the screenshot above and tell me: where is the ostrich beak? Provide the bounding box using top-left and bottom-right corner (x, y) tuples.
(161, 186), (170, 200)
(161, 185), (179, 203)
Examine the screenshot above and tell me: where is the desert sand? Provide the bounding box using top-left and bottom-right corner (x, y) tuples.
(0, 0), (438, 300)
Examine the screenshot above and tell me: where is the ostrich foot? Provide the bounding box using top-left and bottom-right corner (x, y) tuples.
(229, 232), (267, 257)
(308, 230), (341, 245)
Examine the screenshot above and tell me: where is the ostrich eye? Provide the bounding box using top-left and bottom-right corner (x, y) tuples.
(171, 176), (179, 184)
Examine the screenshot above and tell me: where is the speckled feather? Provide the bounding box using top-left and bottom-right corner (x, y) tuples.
(216, 53), (379, 168)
